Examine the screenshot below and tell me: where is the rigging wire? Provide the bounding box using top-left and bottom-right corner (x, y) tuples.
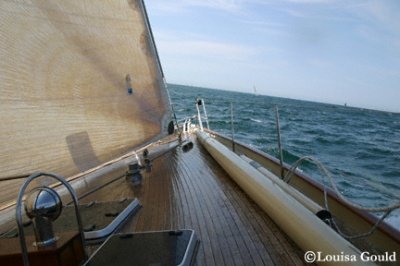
(284, 156), (400, 239)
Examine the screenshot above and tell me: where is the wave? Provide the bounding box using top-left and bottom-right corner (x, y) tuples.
(382, 170), (400, 178)
(312, 134), (356, 146)
(386, 210), (400, 228)
(355, 147), (395, 160)
(250, 118), (263, 123)
(169, 84), (400, 220)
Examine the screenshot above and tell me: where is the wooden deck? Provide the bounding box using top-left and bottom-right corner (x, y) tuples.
(81, 136), (306, 265)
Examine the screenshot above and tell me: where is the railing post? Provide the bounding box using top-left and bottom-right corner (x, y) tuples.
(196, 99), (204, 131)
(231, 102), (236, 152)
(275, 106), (284, 178)
(202, 100), (210, 130)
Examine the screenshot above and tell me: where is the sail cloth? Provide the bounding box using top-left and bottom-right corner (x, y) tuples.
(0, 1), (171, 183)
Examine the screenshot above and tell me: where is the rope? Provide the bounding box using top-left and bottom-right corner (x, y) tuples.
(284, 156), (400, 239)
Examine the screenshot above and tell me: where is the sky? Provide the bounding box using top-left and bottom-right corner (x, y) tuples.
(144, 0), (400, 112)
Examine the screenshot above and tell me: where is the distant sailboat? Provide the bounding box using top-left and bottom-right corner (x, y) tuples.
(253, 85), (258, 95)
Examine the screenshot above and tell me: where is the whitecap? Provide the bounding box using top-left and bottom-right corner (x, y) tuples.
(250, 118), (262, 123)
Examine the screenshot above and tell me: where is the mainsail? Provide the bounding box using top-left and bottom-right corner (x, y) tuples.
(0, 0), (171, 204)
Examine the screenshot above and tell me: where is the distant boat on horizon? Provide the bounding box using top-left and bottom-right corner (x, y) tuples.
(253, 85), (258, 95)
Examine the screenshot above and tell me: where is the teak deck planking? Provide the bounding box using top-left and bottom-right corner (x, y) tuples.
(81, 136), (306, 265)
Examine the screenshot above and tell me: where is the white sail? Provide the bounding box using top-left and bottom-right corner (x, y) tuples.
(0, 0), (171, 203)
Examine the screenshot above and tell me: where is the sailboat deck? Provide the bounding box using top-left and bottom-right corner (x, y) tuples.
(81, 136), (306, 265)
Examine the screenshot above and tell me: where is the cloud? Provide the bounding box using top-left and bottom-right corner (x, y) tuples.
(338, 0), (400, 32)
(284, 0), (333, 3)
(184, 0), (243, 12)
(359, 1), (400, 33)
(147, 0), (400, 112)
(155, 31), (256, 61)
(345, 1), (400, 52)
(146, 0), (245, 14)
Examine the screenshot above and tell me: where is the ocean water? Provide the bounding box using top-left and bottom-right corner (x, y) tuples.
(168, 84), (400, 228)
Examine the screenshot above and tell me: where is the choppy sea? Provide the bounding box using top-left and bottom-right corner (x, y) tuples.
(168, 84), (400, 228)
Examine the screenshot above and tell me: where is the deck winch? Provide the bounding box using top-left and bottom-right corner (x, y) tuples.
(0, 172), (87, 266)
(24, 187), (62, 247)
